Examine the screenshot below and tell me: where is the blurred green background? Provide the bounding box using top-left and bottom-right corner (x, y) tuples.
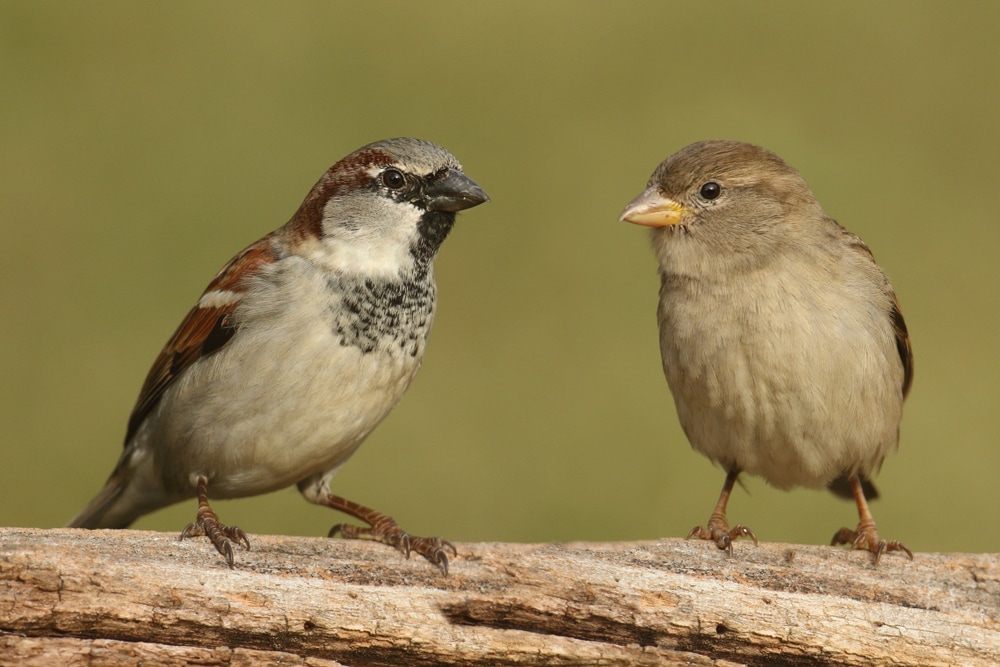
(2, 2), (997, 555)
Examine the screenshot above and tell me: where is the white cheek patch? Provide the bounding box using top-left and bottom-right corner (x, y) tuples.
(320, 196), (423, 277)
(198, 290), (242, 308)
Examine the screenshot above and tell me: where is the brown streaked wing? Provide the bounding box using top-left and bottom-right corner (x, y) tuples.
(890, 297), (914, 399)
(833, 219), (914, 399)
(123, 237), (281, 444)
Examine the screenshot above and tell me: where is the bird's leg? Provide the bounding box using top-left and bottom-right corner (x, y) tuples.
(687, 469), (757, 555)
(321, 494), (456, 575)
(179, 475), (250, 568)
(831, 474), (912, 564)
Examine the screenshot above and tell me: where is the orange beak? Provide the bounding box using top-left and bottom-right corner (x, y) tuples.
(619, 188), (688, 227)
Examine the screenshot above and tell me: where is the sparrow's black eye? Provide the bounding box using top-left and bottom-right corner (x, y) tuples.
(699, 181), (722, 200)
(381, 169), (405, 190)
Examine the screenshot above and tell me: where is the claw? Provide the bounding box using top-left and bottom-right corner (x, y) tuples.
(320, 495), (455, 574)
(832, 524), (912, 564)
(688, 523), (757, 556)
(687, 471), (756, 556)
(833, 475), (912, 565)
(228, 525), (251, 551)
(220, 540), (235, 568)
(179, 476), (250, 568)
(409, 537), (456, 575)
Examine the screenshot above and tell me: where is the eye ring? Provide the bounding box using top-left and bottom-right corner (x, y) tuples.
(381, 168), (405, 190)
(699, 181), (722, 200)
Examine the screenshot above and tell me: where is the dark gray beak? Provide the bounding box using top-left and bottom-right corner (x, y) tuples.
(425, 168), (490, 212)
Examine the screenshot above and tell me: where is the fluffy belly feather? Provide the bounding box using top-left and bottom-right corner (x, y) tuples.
(659, 273), (903, 490)
(141, 298), (425, 498)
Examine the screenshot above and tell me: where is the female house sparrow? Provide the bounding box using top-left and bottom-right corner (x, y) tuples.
(69, 138), (488, 573)
(620, 140), (912, 563)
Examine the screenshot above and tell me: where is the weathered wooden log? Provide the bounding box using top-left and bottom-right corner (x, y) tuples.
(0, 527), (996, 666)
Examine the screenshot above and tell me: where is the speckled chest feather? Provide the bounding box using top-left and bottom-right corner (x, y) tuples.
(330, 273), (436, 357)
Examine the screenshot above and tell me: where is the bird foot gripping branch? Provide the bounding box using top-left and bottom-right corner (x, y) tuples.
(686, 470), (758, 556)
(830, 475), (913, 564)
(326, 495), (457, 575)
(687, 524), (758, 557)
(831, 525), (913, 565)
(179, 476), (251, 568)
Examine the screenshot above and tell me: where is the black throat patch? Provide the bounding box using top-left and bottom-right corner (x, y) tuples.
(413, 210), (456, 269)
(330, 273), (436, 357)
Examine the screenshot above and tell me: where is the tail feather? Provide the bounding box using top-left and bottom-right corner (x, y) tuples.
(68, 455), (171, 529)
(828, 474), (879, 501)
(67, 472), (135, 529)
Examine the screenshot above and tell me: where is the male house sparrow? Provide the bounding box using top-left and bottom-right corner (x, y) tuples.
(69, 138), (488, 573)
(619, 140), (912, 563)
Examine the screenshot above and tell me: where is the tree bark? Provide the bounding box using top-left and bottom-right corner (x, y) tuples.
(0, 527), (996, 666)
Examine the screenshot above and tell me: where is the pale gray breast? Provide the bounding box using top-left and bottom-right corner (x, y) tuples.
(655, 242), (904, 487)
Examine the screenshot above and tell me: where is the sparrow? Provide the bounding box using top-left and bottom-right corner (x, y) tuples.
(69, 137), (489, 573)
(619, 140), (913, 564)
